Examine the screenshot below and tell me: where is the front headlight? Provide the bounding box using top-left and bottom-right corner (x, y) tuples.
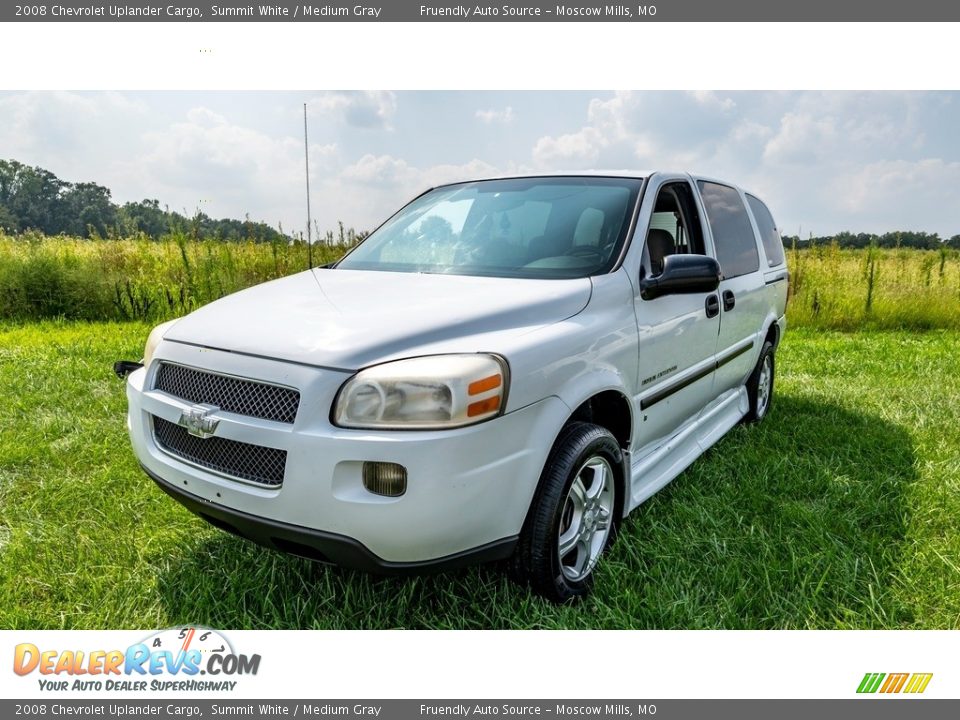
(333, 354), (509, 429)
(142, 319), (180, 369)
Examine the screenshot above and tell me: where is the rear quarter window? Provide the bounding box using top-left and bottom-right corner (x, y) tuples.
(697, 181), (760, 279)
(746, 194), (786, 267)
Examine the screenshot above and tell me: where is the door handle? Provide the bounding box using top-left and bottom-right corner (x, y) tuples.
(705, 294), (720, 318)
(722, 289), (736, 312)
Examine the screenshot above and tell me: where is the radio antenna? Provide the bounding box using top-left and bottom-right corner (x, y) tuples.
(303, 102), (314, 270)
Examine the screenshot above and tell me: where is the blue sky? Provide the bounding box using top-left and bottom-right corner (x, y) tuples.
(1, 91), (957, 238)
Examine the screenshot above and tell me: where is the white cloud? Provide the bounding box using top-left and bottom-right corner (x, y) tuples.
(341, 154), (410, 184)
(836, 158), (960, 215)
(185, 107), (227, 126)
(0, 91), (147, 184)
(341, 154), (495, 190)
(330, 154), (496, 229)
(2, 90), (958, 239)
(419, 158), (498, 187)
(532, 127), (608, 168)
(689, 90), (737, 112)
(762, 112), (838, 164)
(309, 91), (397, 129)
(0, 92), (493, 234)
(129, 107), (336, 229)
(476, 106), (515, 124)
(530, 90), (745, 171)
(525, 90), (959, 236)
(528, 92), (640, 170)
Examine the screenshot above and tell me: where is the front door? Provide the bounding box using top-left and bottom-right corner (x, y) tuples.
(631, 178), (721, 456)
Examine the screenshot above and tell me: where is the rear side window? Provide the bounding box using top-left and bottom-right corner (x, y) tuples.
(746, 194), (786, 267)
(697, 181), (760, 279)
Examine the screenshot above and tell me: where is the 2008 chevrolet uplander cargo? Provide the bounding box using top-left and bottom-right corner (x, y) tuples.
(120, 172), (788, 602)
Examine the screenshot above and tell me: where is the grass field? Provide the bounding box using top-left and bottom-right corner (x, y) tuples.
(0, 233), (346, 323)
(2, 233), (960, 330)
(787, 242), (960, 330)
(0, 322), (957, 629)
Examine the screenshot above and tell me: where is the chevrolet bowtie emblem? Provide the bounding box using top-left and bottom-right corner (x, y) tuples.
(177, 403), (220, 439)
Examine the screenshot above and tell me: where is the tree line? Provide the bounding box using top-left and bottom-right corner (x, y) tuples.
(782, 230), (960, 250)
(0, 159), (288, 242)
(3, 158), (959, 249)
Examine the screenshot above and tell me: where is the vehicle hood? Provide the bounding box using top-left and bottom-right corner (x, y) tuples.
(164, 268), (592, 369)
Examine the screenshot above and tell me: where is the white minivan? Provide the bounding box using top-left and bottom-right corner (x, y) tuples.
(119, 172), (788, 602)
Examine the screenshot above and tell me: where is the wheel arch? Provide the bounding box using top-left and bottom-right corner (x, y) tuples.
(546, 379), (634, 527)
(567, 389), (633, 451)
(762, 313), (783, 350)
(555, 370), (635, 451)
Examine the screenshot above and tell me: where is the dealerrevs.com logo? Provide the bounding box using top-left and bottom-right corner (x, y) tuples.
(857, 673), (933, 694)
(13, 627), (261, 693)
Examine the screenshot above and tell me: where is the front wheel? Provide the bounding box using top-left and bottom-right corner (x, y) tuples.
(744, 340), (775, 423)
(511, 422), (622, 603)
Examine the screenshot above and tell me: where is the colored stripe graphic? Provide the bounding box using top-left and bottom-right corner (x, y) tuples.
(880, 673), (909, 693)
(857, 673), (885, 693)
(904, 673), (933, 694)
(857, 672), (932, 694)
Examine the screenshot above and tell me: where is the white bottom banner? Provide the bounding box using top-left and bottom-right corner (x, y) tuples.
(2, 630), (954, 699)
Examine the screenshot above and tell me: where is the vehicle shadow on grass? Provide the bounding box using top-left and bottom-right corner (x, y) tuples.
(155, 394), (917, 629)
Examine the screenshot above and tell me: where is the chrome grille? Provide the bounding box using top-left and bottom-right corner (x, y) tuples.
(153, 416), (286, 487)
(154, 362), (299, 424)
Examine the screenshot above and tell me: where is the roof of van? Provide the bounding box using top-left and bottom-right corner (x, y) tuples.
(432, 170), (746, 184)
(430, 171), (758, 197)
(458, 170), (652, 181)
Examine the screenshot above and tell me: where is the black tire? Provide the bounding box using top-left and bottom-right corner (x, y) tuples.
(744, 340), (775, 423)
(510, 422), (622, 603)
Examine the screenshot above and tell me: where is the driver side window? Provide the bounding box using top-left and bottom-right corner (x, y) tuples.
(641, 182), (706, 276)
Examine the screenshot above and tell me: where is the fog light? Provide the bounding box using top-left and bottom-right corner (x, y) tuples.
(362, 462), (407, 497)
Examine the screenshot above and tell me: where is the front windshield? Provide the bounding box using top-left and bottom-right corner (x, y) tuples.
(336, 176), (643, 279)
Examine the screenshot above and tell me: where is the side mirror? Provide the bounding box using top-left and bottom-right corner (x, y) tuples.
(640, 254), (721, 301)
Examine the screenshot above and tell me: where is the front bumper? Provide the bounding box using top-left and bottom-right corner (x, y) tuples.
(126, 339), (568, 566)
(144, 463), (517, 574)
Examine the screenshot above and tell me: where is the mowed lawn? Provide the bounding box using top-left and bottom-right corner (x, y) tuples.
(0, 322), (958, 629)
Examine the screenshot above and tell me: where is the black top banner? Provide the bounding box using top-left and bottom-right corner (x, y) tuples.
(5, 0), (960, 22)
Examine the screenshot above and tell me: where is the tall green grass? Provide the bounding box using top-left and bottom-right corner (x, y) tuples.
(1, 232), (959, 330)
(787, 241), (960, 330)
(0, 231), (347, 322)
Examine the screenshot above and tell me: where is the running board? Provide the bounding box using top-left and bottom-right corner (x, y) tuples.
(626, 387), (748, 513)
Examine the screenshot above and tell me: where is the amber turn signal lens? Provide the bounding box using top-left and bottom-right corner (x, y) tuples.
(468, 374), (502, 396)
(466, 395), (501, 418)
